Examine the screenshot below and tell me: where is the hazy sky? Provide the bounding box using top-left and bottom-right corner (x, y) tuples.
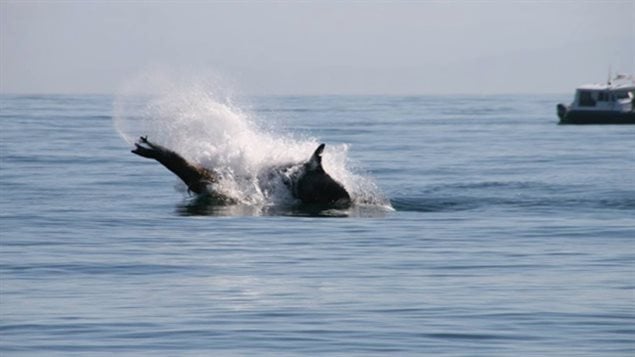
(1, 0), (633, 95)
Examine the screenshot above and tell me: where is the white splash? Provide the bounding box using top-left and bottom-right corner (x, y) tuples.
(113, 69), (390, 209)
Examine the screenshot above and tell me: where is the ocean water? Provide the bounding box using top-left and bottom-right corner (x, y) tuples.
(1, 92), (634, 356)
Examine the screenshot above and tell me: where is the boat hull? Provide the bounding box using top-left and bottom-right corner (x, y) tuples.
(557, 106), (635, 125)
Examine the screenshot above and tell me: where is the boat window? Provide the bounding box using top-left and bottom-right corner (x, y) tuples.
(578, 91), (596, 107)
(597, 91), (614, 101)
(615, 91), (630, 100)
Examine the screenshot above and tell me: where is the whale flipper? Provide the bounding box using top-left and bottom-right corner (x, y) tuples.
(131, 137), (217, 195)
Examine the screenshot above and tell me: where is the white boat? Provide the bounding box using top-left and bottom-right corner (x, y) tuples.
(557, 74), (635, 124)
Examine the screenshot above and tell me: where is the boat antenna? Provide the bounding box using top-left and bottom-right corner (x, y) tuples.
(608, 65), (612, 85)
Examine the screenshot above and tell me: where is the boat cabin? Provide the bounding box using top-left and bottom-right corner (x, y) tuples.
(573, 83), (634, 112)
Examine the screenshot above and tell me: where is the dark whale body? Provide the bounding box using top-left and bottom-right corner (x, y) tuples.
(131, 137), (351, 208)
(290, 144), (351, 207)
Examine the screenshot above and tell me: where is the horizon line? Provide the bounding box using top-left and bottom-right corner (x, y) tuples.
(0, 91), (571, 97)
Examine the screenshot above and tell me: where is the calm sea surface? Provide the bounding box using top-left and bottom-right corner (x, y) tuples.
(1, 94), (634, 355)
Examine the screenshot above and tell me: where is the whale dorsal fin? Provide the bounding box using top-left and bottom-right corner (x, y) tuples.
(306, 143), (325, 171)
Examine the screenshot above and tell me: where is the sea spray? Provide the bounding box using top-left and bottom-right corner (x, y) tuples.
(113, 69), (391, 209)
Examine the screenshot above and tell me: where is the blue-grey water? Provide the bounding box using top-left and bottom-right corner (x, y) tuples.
(1, 94), (634, 355)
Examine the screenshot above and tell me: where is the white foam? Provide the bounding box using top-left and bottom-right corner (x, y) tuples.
(113, 69), (390, 208)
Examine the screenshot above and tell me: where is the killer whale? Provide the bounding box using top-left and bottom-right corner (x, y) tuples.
(131, 136), (352, 208)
